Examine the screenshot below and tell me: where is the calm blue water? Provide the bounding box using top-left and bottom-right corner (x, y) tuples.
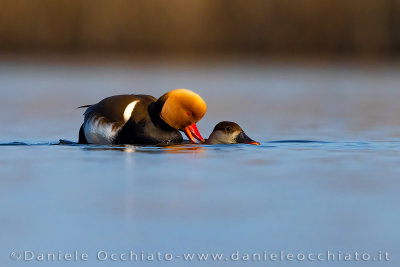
(1, 58), (400, 266)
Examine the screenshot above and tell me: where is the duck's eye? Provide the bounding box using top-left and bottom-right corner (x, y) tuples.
(226, 126), (231, 132)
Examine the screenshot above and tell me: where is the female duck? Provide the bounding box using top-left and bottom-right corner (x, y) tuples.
(78, 89), (207, 145)
(205, 121), (260, 145)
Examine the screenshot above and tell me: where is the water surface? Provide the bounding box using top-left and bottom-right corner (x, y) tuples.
(1, 58), (400, 266)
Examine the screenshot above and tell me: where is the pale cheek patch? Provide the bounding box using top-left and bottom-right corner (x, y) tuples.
(123, 100), (139, 122)
(207, 130), (240, 144)
(208, 131), (230, 144)
(84, 115), (121, 145)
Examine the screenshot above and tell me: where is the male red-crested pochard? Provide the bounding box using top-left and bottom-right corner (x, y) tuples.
(78, 89), (207, 145)
(205, 121), (260, 145)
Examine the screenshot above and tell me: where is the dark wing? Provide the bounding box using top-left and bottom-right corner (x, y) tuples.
(81, 94), (157, 123)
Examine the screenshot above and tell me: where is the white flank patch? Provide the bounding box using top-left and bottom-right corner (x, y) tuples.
(123, 100), (139, 122)
(84, 115), (120, 145)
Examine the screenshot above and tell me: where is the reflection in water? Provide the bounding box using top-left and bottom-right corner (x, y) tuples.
(159, 144), (206, 155)
(2, 140), (400, 152)
(78, 143), (207, 154)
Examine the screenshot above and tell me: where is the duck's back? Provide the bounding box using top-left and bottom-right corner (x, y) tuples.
(83, 94), (156, 123)
(79, 94), (182, 145)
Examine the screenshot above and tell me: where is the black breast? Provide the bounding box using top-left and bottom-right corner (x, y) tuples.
(114, 98), (183, 145)
(115, 119), (183, 144)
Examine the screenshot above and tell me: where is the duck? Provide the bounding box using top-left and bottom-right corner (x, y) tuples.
(205, 121), (260, 145)
(78, 89), (207, 145)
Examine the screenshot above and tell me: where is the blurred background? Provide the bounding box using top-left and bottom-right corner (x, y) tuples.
(1, 0), (400, 142)
(2, 2), (400, 267)
(0, 0), (400, 57)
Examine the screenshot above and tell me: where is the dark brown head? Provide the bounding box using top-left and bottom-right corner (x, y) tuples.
(206, 121), (260, 145)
